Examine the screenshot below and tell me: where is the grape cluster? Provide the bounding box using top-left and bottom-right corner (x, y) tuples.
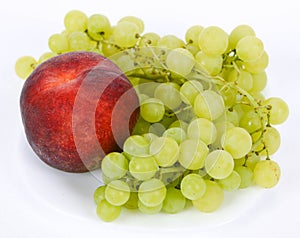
(15, 10), (289, 222)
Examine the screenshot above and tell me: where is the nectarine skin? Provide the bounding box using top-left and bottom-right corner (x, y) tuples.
(20, 52), (139, 172)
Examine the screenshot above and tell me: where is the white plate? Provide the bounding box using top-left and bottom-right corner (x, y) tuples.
(1, 0), (300, 237)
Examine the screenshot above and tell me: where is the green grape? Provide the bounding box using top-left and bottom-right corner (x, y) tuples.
(193, 90), (225, 121)
(259, 127), (281, 156)
(180, 173), (206, 200)
(140, 98), (165, 123)
(250, 71), (267, 92)
(132, 117), (151, 135)
(218, 171), (241, 191)
(218, 85), (237, 107)
(186, 44), (200, 55)
(138, 200), (162, 214)
(159, 115), (177, 129)
(157, 35), (185, 49)
(143, 133), (158, 143)
(253, 160), (280, 188)
(180, 80), (203, 105)
(235, 166), (253, 188)
(166, 48), (195, 76)
(245, 154), (261, 170)
(149, 137), (179, 167)
(123, 135), (149, 157)
(87, 14), (111, 40)
(162, 187), (186, 214)
(68, 32), (90, 51)
(234, 157), (246, 167)
(185, 25), (204, 46)
(118, 16), (144, 33)
(15, 56), (37, 79)
(149, 123), (166, 136)
(236, 36), (264, 62)
(124, 192), (139, 209)
(138, 178), (167, 207)
(205, 150), (234, 179)
(187, 118), (217, 145)
(178, 139), (209, 170)
(154, 82), (182, 110)
(38, 52), (57, 64)
(192, 180), (224, 212)
(263, 97), (289, 125)
(228, 24), (256, 50)
(94, 185), (106, 205)
(221, 127), (252, 159)
(239, 110), (262, 133)
(162, 127), (186, 144)
(101, 40), (121, 57)
(169, 120), (188, 131)
(105, 180), (130, 206)
(195, 51), (223, 75)
(101, 152), (128, 180)
(198, 26), (229, 55)
(243, 51), (269, 73)
(114, 54), (135, 73)
(225, 108), (239, 126)
(64, 10), (88, 32)
(139, 32), (160, 47)
(227, 69), (253, 91)
(113, 21), (139, 48)
(96, 199), (121, 222)
(129, 156), (158, 180)
(213, 121), (234, 149)
(138, 81), (160, 98)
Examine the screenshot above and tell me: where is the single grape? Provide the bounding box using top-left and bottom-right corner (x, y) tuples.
(149, 137), (179, 167)
(195, 51), (223, 75)
(96, 199), (121, 222)
(259, 127), (281, 156)
(180, 80), (203, 105)
(140, 98), (165, 123)
(124, 192), (139, 209)
(239, 110), (262, 134)
(15, 56), (37, 79)
(185, 25), (204, 46)
(236, 36), (264, 62)
(101, 152), (129, 180)
(218, 171), (241, 191)
(198, 26), (229, 55)
(228, 24), (256, 50)
(250, 71), (268, 92)
(263, 97), (289, 125)
(123, 135), (149, 157)
(38, 52), (57, 64)
(94, 185), (106, 205)
(105, 180), (130, 206)
(253, 160), (280, 188)
(118, 16), (144, 34)
(64, 10), (88, 32)
(235, 166), (253, 188)
(192, 180), (224, 212)
(138, 178), (167, 207)
(113, 21), (139, 48)
(166, 48), (195, 76)
(245, 154), (261, 170)
(87, 14), (111, 40)
(139, 32), (160, 47)
(221, 127), (252, 159)
(243, 51), (269, 73)
(178, 139), (209, 170)
(129, 156), (158, 180)
(138, 200), (162, 214)
(68, 32), (90, 51)
(162, 127), (186, 144)
(48, 33), (69, 54)
(157, 35), (185, 49)
(154, 82), (182, 110)
(187, 118), (217, 145)
(162, 187), (186, 214)
(180, 173), (206, 200)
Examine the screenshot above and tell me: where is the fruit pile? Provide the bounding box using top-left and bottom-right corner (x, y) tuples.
(16, 10), (289, 222)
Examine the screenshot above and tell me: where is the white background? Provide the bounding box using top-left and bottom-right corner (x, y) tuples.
(1, 0), (300, 237)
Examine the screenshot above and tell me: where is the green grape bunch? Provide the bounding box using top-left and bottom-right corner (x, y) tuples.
(16, 10), (289, 222)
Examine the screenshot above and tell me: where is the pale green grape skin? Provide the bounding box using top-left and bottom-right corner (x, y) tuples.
(15, 56), (37, 79)
(140, 98), (165, 123)
(64, 10), (88, 32)
(243, 51), (269, 73)
(181, 173), (206, 200)
(234, 157), (246, 167)
(235, 166), (253, 188)
(253, 160), (280, 188)
(187, 118), (217, 145)
(124, 192), (139, 209)
(143, 133), (158, 144)
(193, 90), (225, 121)
(101, 152), (128, 179)
(96, 199), (121, 222)
(198, 26), (229, 56)
(129, 156), (158, 180)
(192, 180), (224, 212)
(195, 51), (223, 75)
(149, 137), (179, 167)
(180, 80), (203, 105)
(138, 178), (167, 207)
(162, 187), (186, 214)
(221, 127), (252, 159)
(227, 69), (253, 91)
(178, 139), (209, 170)
(185, 25), (204, 46)
(154, 82), (182, 110)
(87, 14), (111, 40)
(94, 185), (106, 205)
(259, 127), (281, 156)
(113, 21), (139, 48)
(239, 110), (262, 134)
(132, 117), (151, 135)
(229, 25), (256, 50)
(162, 127), (186, 144)
(157, 35), (185, 49)
(245, 154), (261, 170)
(38, 52), (57, 64)
(205, 150), (234, 180)
(123, 135), (149, 157)
(138, 200), (162, 214)
(105, 180), (130, 206)
(169, 120), (189, 132)
(236, 36), (264, 62)
(68, 32), (90, 51)
(166, 48), (195, 76)
(218, 171), (241, 191)
(118, 16), (144, 33)
(250, 71), (267, 92)
(139, 32), (160, 47)
(263, 97), (289, 125)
